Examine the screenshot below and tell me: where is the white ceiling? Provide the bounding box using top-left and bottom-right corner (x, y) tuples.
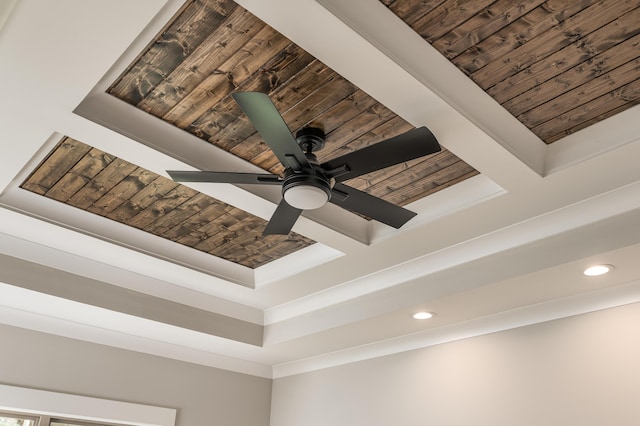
(1, 0), (640, 379)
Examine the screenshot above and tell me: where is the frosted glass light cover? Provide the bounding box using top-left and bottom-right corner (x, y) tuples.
(284, 185), (329, 210)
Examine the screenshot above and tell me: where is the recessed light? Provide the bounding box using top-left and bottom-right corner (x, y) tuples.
(412, 311), (434, 320)
(583, 264), (614, 276)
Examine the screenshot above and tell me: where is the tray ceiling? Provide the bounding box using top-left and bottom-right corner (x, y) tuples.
(383, 0), (640, 143)
(3, 0), (640, 381)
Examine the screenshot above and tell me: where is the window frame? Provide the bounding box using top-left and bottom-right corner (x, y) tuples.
(0, 385), (175, 426)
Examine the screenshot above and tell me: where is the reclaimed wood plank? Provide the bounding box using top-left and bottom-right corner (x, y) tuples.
(108, 0), (236, 105)
(471, 0), (638, 89)
(129, 185), (199, 230)
(519, 57), (640, 128)
(163, 201), (232, 241)
(137, 7), (266, 117)
(452, 0), (595, 75)
(88, 167), (158, 216)
(384, 0), (446, 26)
(192, 224), (239, 253)
(545, 103), (632, 143)
(21, 137), (92, 195)
(191, 208), (252, 252)
(144, 192), (219, 236)
(499, 22), (640, 113)
(363, 150), (461, 200)
(107, 176), (178, 223)
(45, 148), (115, 202)
(503, 22), (640, 116)
(432, 0), (545, 59)
(162, 25), (290, 128)
(531, 77), (640, 141)
(67, 158), (138, 210)
(412, 0), (497, 43)
(383, 160), (478, 205)
(185, 44), (314, 141)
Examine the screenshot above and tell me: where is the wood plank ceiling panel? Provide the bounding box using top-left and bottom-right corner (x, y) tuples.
(21, 137), (315, 269)
(383, 0), (640, 143)
(107, 0), (477, 208)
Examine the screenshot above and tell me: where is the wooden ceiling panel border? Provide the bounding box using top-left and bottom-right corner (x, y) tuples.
(20, 137), (315, 269)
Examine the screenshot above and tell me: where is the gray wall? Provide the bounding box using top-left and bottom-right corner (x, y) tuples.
(0, 324), (271, 426)
(271, 302), (640, 426)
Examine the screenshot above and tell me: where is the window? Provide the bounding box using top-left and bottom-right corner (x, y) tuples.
(0, 412), (38, 426)
(0, 412), (126, 426)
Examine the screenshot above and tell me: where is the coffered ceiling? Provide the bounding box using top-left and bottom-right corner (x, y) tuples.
(1, 0), (640, 379)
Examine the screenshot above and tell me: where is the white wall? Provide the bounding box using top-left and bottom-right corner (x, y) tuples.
(0, 324), (271, 426)
(271, 302), (640, 426)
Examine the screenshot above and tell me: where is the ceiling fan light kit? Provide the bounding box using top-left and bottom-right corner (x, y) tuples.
(168, 91), (442, 235)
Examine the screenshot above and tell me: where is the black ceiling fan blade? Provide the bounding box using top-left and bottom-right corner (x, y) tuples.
(330, 183), (416, 228)
(263, 199), (303, 235)
(322, 126), (441, 182)
(167, 170), (282, 185)
(232, 92), (310, 172)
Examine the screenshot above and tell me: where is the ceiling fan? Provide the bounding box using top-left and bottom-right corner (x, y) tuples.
(167, 92), (441, 235)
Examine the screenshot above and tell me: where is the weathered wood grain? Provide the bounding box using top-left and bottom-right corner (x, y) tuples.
(163, 25), (290, 128)
(412, 0), (497, 43)
(144, 192), (219, 236)
(108, 0), (236, 105)
(387, 0), (640, 144)
(67, 158), (138, 210)
(185, 44), (314, 141)
(495, 17), (640, 112)
(531, 76), (640, 140)
(107, 176), (178, 223)
(544, 103), (631, 143)
(317, 103), (399, 162)
(21, 136), (314, 268)
(432, 0), (545, 59)
(519, 57), (640, 128)
(347, 148), (451, 193)
(21, 137), (91, 195)
(471, 0), (638, 89)
(164, 201), (232, 241)
(385, 0), (447, 26)
(137, 6), (266, 117)
(88, 168), (158, 216)
(45, 148), (115, 202)
(383, 161), (478, 205)
(452, 0), (596, 75)
(497, 17), (640, 112)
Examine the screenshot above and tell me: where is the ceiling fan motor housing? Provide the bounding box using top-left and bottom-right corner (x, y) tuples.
(295, 127), (326, 153)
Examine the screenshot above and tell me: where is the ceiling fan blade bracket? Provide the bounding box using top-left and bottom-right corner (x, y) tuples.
(257, 175), (283, 184)
(166, 170), (281, 184)
(330, 187), (349, 202)
(285, 154), (304, 172)
(323, 164), (350, 179)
